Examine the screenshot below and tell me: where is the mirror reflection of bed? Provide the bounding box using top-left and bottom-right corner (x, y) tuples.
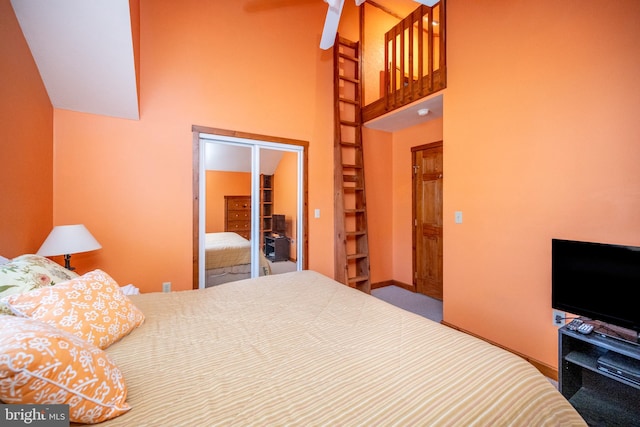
(204, 143), (298, 287)
(204, 231), (271, 286)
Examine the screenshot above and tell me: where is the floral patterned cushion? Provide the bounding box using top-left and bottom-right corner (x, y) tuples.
(4, 269), (145, 349)
(0, 254), (78, 315)
(0, 316), (130, 424)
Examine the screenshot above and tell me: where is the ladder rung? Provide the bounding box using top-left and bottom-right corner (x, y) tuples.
(343, 187), (364, 192)
(346, 231), (367, 237)
(343, 175), (358, 182)
(345, 209), (366, 214)
(342, 164), (362, 169)
(339, 97), (358, 105)
(338, 36), (359, 49)
(348, 275), (369, 284)
(347, 253), (368, 260)
(339, 52), (358, 62)
(340, 141), (360, 150)
(339, 76), (359, 84)
(340, 120), (358, 127)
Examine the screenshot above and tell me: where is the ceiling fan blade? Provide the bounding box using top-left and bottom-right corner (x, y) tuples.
(319, 0), (344, 50)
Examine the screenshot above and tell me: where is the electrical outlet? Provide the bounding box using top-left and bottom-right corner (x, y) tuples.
(553, 309), (565, 327)
(162, 282), (171, 293)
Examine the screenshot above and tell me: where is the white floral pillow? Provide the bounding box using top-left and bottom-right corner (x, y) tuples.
(5, 269), (145, 349)
(0, 316), (130, 424)
(0, 254), (78, 315)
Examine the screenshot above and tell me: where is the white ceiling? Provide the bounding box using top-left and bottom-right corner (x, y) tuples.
(364, 93), (443, 132)
(10, 0), (139, 120)
(204, 142), (285, 174)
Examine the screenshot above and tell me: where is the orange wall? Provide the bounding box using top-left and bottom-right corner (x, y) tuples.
(444, 0), (640, 368)
(273, 151), (299, 259)
(362, 127), (393, 283)
(51, 0), (336, 291)
(361, 4), (398, 105)
(0, 0), (53, 257)
(205, 171), (250, 233)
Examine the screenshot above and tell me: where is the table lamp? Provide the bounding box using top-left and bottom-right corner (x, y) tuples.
(37, 224), (102, 271)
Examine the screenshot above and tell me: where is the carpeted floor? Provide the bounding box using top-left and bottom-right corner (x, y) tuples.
(372, 285), (443, 323)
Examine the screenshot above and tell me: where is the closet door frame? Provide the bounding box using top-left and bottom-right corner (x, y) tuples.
(192, 126), (308, 289)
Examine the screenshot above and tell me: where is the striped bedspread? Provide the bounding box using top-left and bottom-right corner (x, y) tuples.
(205, 232), (252, 269)
(95, 271), (585, 426)
(205, 232), (271, 275)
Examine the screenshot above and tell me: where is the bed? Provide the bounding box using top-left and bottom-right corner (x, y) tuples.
(205, 232), (271, 286)
(81, 270), (585, 426)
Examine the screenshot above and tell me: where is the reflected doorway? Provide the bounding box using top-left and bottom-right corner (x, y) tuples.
(192, 127), (308, 289)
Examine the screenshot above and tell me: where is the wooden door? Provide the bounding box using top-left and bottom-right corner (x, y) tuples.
(412, 142), (443, 300)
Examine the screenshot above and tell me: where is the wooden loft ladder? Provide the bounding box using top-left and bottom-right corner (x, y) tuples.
(333, 36), (371, 294)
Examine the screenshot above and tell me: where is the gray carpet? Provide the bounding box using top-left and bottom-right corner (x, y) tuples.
(372, 285), (443, 323)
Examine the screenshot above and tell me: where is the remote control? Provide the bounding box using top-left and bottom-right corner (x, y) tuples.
(577, 323), (594, 335)
(566, 319), (583, 331)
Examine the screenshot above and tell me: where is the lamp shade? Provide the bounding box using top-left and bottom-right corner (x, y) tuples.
(37, 224), (102, 257)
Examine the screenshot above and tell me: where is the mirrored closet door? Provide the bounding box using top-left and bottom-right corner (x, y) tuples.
(197, 132), (305, 289)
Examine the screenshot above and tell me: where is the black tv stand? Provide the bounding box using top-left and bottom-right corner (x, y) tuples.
(559, 324), (640, 425)
(264, 234), (289, 262)
(591, 320), (640, 346)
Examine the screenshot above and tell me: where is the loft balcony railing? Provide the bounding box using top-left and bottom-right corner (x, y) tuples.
(362, 2), (446, 122)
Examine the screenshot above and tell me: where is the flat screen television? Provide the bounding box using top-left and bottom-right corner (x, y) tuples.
(552, 238), (640, 344)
